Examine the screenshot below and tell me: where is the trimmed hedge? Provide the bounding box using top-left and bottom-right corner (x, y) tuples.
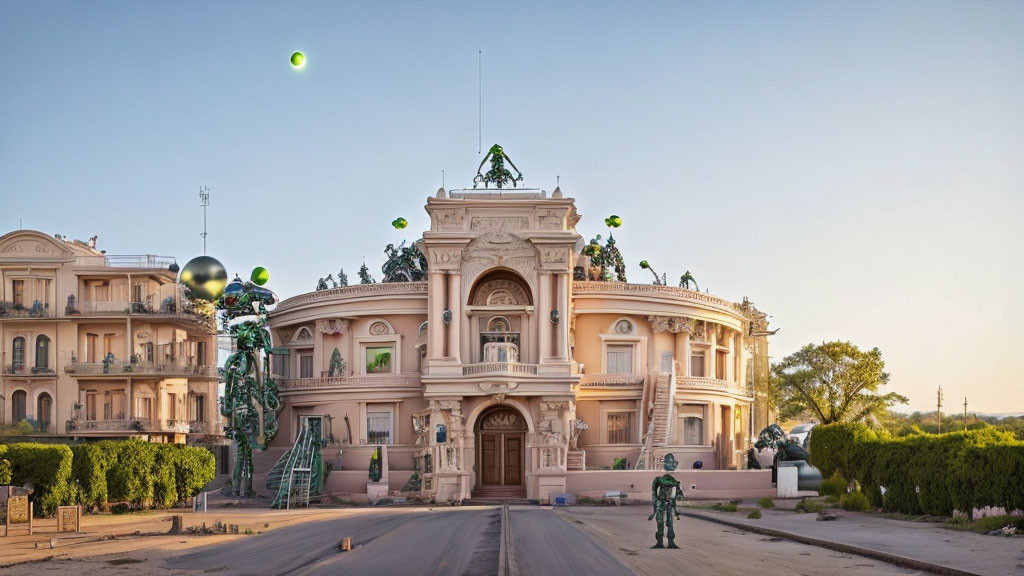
(1, 443), (74, 516)
(810, 423), (1024, 516)
(1, 440), (216, 516)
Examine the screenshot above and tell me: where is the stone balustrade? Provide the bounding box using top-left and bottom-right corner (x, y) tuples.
(65, 361), (218, 378)
(571, 281), (738, 314)
(279, 373), (422, 391)
(579, 373), (645, 388)
(461, 362), (540, 376)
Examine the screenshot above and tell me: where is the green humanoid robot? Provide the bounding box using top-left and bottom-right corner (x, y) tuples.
(648, 453), (683, 548)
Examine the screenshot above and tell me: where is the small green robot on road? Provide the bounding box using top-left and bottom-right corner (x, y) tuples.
(648, 453), (683, 548)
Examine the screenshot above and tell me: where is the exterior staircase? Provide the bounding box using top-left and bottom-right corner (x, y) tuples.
(651, 372), (673, 444)
(268, 420), (326, 509)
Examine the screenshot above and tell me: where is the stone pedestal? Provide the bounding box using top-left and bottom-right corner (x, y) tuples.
(367, 481), (390, 502)
(433, 471), (470, 502)
(534, 472), (567, 504)
(567, 450), (586, 471)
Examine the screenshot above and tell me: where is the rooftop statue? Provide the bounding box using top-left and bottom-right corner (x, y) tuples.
(649, 453), (683, 549)
(382, 240), (428, 282)
(473, 144), (524, 189)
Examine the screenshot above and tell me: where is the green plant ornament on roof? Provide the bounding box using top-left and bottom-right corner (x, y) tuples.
(392, 217), (408, 230)
(473, 144), (524, 189)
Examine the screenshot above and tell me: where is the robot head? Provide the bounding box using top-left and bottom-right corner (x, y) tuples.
(663, 453), (679, 471)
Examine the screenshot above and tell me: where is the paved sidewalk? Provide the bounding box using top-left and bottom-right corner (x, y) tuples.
(683, 506), (1024, 576)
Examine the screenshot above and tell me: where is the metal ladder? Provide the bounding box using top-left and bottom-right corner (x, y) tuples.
(270, 421), (325, 509)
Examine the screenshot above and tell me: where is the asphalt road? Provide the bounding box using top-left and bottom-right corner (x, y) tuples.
(509, 508), (633, 576)
(173, 507), (500, 576)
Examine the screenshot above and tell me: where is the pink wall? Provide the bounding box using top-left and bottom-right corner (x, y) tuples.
(565, 469), (774, 501)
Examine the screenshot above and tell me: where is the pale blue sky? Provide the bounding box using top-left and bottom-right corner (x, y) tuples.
(1, 1), (1021, 413)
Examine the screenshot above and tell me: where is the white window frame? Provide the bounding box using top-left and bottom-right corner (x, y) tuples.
(355, 335), (402, 376)
(677, 403), (708, 446)
(599, 333), (645, 375)
(603, 409), (637, 445)
(364, 403), (396, 445)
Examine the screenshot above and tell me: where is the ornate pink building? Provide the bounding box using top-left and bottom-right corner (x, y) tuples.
(262, 181), (774, 502)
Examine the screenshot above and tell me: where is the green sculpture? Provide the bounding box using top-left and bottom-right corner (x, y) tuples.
(358, 262), (376, 284)
(369, 446), (382, 483)
(337, 268), (349, 287)
(649, 453), (682, 549)
(218, 274), (282, 497)
(640, 260), (666, 286)
(382, 240), (428, 282)
(328, 348), (346, 377)
(473, 144), (523, 189)
(679, 271), (698, 291)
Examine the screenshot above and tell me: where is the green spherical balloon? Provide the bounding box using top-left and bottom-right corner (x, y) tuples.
(251, 266), (270, 286)
(392, 217), (408, 229)
(290, 51), (305, 68)
(609, 215), (622, 228)
(179, 256), (228, 301)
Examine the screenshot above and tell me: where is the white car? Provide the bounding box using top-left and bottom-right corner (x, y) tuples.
(788, 423), (815, 447)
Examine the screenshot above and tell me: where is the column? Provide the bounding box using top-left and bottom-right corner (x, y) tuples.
(554, 273), (567, 359)
(674, 330), (690, 377)
(428, 272), (445, 359)
(447, 273), (461, 362)
(709, 325), (717, 379)
(126, 379), (132, 420)
(537, 273), (551, 361)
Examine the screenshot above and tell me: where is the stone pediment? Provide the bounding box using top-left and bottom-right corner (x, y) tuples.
(0, 231), (74, 261)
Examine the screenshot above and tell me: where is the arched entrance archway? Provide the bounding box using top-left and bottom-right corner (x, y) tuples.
(475, 404), (528, 496)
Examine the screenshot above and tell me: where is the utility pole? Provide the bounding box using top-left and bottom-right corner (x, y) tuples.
(963, 397), (968, 432)
(199, 186), (210, 254)
(937, 385), (944, 433)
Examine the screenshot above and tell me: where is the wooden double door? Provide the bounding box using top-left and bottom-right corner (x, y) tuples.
(479, 432), (523, 486)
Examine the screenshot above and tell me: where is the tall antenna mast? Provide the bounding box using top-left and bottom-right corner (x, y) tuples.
(478, 50), (482, 154)
(199, 186), (211, 254)
(937, 385), (944, 433)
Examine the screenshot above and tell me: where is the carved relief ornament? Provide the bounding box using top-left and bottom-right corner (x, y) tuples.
(316, 319), (349, 335)
(434, 209), (466, 231)
(646, 315), (694, 334)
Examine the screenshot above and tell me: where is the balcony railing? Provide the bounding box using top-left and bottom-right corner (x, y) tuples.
(4, 363), (57, 377)
(65, 361), (218, 378)
(0, 301), (52, 318)
(102, 255), (177, 269)
(462, 362), (540, 376)
(677, 376), (752, 396)
(579, 373), (645, 388)
(65, 418), (197, 434)
(279, 374), (421, 391)
(188, 420), (214, 434)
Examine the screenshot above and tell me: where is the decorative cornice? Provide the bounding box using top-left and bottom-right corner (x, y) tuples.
(572, 282), (739, 315)
(274, 282), (428, 313)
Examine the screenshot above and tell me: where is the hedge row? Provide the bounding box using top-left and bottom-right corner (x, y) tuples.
(1, 440), (215, 516)
(809, 423), (1024, 516)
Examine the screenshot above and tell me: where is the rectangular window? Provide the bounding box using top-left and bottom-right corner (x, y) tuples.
(87, 334), (98, 363)
(367, 407), (393, 444)
(681, 404), (705, 445)
(606, 344), (633, 374)
(300, 354), (314, 378)
(12, 280), (25, 307)
(689, 351), (705, 377)
(197, 341), (207, 366)
(194, 395), (206, 422)
(87, 393), (98, 421)
(365, 345), (394, 374)
(606, 411), (635, 444)
(716, 350), (727, 380)
(132, 283), (144, 305)
(137, 397), (153, 421)
(272, 354), (289, 378)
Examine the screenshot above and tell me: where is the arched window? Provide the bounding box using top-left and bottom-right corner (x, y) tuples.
(35, 335), (50, 369)
(37, 393), (52, 433)
(12, 337), (25, 371)
(12, 390), (27, 422)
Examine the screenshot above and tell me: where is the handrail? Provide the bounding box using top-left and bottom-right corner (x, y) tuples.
(462, 362), (539, 376)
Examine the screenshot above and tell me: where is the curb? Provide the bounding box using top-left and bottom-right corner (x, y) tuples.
(498, 502), (517, 576)
(681, 511), (982, 576)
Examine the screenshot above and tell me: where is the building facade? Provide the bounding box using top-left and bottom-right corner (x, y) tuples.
(0, 230), (220, 444)
(263, 185), (773, 502)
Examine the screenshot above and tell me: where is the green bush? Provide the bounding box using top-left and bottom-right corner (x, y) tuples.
(811, 424), (1024, 516)
(0, 458), (10, 485)
(818, 472), (848, 498)
(794, 498), (825, 514)
(757, 496), (775, 509)
(1, 443), (74, 516)
(153, 445), (178, 509)
(71, 443), (114, 509)
(711, 503), (738, 512)
(173, 446), (216, 502)
(106, 439), (156, 508)
(747, 509), (762, 519)
(840, 491), (872, 511)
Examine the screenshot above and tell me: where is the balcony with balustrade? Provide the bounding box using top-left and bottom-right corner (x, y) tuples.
(64, 417), (192, 435)
(64, 360), (219, 380)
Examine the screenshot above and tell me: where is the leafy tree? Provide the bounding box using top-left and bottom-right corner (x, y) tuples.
(773, 341), (907, 424)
